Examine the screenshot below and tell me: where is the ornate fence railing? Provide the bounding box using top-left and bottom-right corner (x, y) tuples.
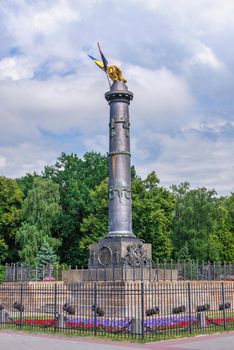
(4, 260), (234, 282)
(0, 281), (234, 340)
(4, 263), (62, 282)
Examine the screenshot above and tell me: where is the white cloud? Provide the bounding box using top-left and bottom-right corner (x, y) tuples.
(126, 65), (194, 126)
(135, 130), (234, 194)
(141, 0), (234, 30)
(83, 134), (108, 154)
(32, 0), (79, 34)
(0, 156), (6, 169)
(0, 143), (58, 178)
(0, 57), (35, 81)
(0, 0), (233, 196)
(0, 73), (107, 142)
(187, 42), (224, 71)
(0, 0), (81, 63)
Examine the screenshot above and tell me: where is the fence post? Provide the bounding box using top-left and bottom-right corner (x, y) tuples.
(221, 282), (226, 330)
(177, 259), (180, 281)
(141, 262), (143, 282)
(35, 265), (38, 281)
(156, 258), (159, 281)
(170, 259), (173, 281)
(208, 261), (211, 280)
(141, 282), (145, 339)
(20, 283), (23, 329)
(54, 283), (57, 332)
(13, 264), (15, 282)
(94, 283), (97, 336)
(20, 264), (23, 281)
(184, 260), (186, 280)
(190, 259), (193, 280)
(188, 282), (192, 334)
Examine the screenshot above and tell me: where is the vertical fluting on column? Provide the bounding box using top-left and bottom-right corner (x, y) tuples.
(105, 81), (135, 238)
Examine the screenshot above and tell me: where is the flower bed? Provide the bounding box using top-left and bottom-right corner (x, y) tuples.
(66, 315), (198, 332)
(206, 317), (234, 325)
(16, 319), (54, 327)
(15, 316), (234, 332)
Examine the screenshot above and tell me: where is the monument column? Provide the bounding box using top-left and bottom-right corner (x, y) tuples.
(105, 80), (135, 238)
(88, 79), (151, 270)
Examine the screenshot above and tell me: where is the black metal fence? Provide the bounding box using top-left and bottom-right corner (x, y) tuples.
(0, 282), (234, 340)
(5, 263), (62, 282)
(5, 261), (234, 282)
(156, 260), (234, 281)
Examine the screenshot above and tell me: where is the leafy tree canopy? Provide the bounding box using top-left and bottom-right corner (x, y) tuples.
(15, 177), (61, 264)
(171, 183), (234, 262)
(43, 152), (108, 265)
(0, 176), (23, 261)
(1, 152), (234, 266)
(80, 171), (176, 264)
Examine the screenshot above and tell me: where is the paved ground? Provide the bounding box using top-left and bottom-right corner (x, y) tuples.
(0, 330), (233, 350)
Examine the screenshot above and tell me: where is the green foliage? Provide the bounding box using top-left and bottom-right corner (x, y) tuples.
(225, 193), (234, 234)
(132, 172), (175, 261)
(44, 152), (108, 265)
(0, 239), (8, 262)
(80, 178), (109, 265)
(17, 172), (40, 196)
(36, 240), (58, 267)
(0, 176), (23, 261)
(0, 264), (5, 283)
(15, 177), (61, 264)
(170, 183), (234, 262)
(1, 152), (234, 266)
(214, 200), (234, 261)
(80, 171), (175, 264)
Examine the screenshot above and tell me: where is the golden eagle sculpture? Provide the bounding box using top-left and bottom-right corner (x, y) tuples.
(88, 43), (127, 84)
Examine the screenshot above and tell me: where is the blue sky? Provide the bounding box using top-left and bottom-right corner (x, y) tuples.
(0, 0), (233, 195)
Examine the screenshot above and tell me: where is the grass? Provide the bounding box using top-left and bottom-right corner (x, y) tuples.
(1, 317), (234, 343)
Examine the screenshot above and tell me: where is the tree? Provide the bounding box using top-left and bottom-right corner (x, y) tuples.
(15, 177), (61, 264)
(80, 171), (175, 265)
(214, 199), (234, 262)
(0, 176), (23, 261)
(36, 239), (58, 267)
(132, 172), (175, 261)
(170, 183), (234, 262)
(44, 152), (108, 265)
(225, 193), (234, 235)
(80, 178), (109, 265)
(0, 238), (8, 262)
(17, 172), (40, 196)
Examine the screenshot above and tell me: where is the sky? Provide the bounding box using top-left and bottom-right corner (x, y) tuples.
(0, 0), (233, 195)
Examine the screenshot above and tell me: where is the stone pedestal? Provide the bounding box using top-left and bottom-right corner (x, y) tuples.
(62, 268), (178, 282)
(88, 237), (151, 269)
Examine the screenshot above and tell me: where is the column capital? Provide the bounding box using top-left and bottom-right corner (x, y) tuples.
(105, 81), (133, 104)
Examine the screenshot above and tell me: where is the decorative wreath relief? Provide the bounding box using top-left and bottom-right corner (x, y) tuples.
(109, 185), (131, 202)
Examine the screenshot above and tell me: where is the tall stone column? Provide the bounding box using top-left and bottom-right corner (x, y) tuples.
(105, 80), (135, 238)
(88, 81), (151, 271)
